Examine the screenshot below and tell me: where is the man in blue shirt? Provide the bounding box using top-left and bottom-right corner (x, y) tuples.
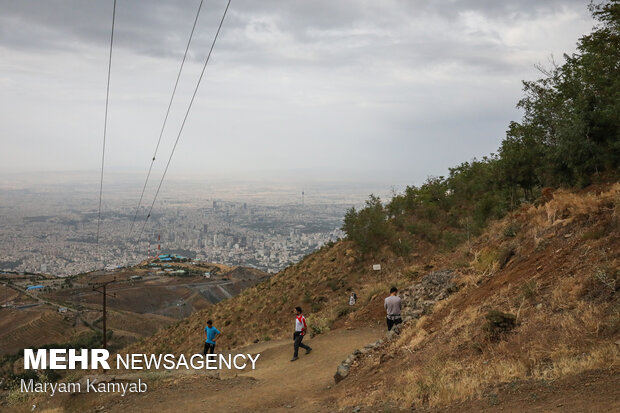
(203, 319), (221, 354)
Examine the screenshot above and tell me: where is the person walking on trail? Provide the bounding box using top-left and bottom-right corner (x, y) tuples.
(291, 306), (312, 361)
(203, 319), (221, 355)
(349, 291), (357, 306)
(384, 287), (402, 331)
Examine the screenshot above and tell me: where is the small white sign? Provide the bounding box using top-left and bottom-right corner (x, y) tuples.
(372, 264), (381, 271)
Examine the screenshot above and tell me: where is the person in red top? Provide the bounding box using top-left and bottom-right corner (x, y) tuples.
(291, 306), (312, 361)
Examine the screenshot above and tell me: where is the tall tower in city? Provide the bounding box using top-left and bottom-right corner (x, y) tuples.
(302, 190), (305, 206)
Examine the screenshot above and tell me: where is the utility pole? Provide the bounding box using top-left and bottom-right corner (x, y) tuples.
(91, 278), (116, 349)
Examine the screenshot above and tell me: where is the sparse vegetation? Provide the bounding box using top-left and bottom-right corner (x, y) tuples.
(520, 279), (539, 301)
(484, 310), (517, 341)
(38, 4), (616, 411)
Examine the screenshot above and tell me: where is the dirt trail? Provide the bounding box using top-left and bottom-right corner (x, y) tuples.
(70, 327), (381, 413)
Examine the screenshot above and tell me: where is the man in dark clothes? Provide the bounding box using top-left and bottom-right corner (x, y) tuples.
(291, 306), (312, 361)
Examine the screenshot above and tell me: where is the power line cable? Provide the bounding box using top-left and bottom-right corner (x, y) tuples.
(128, 0), (205, 238)
(136, 0), (231, 244)
(96, 0), (117, 256)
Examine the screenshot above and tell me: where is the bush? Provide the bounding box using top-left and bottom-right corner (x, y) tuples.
(440, 231), (466, 251)
(407, 221), (440, 242)
(327, 279), (340, 291)
(520, 280), (539, 300)
(484, 310), (517, 341)
(503, 222), (520, 238)
(391, 237), (413, 256)
(337, 305), (354, 318)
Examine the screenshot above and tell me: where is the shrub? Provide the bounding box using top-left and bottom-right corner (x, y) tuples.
(407, 221), (440, 242)
(337, 305), (354, 318)
(327, 279), (340, 291)
(484, 310), (517, 341)
(582, 228), (605, 240)
(391, 237), (412, 256)
(503, 222), (520, 238)
(440, 231), (466, 251)
(520, 279), (539, 300)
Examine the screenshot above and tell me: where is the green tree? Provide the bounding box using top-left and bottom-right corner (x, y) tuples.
(509, 0), (620, 186)
(342, 195), (391, 255)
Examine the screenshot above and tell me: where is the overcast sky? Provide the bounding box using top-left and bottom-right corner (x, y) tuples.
(0, 0), (595, 188)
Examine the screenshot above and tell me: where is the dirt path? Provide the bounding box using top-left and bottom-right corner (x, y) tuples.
(127, 327), (380, 412)
(24, 327), (381, 413)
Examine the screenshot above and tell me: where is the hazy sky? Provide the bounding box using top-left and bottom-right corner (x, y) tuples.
(0, 0), (595, 187)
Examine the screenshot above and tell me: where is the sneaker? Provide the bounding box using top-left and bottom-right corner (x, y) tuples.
(305, 348), (312, 355)
(290, 356), (298, 362)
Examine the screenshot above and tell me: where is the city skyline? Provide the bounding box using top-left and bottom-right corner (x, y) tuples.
(0, 182), (354, 276)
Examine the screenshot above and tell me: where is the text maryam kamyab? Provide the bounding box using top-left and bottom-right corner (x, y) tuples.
(20, 378), (147, 397)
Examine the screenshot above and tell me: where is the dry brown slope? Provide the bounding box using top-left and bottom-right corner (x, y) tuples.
(0, 307), (90, 355)
(334, 184), (620, 410)
(4, 185), (619, 412)
(127, 237), (423, 355)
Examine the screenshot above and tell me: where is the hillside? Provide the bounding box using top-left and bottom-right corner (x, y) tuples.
(128, 236), (415, 355)
(333, 184), (620, 410)
(0, 262), (269, 396)
(6, 183), (618, 413)
(0, 306), (91, 356)
(128, 186), (618, 371)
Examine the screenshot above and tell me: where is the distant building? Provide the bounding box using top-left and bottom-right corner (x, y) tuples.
(26, 285), (44, 292)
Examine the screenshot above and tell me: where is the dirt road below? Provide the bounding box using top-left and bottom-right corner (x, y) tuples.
(19, 327), (381, 413)
(120, 327), (381, 412)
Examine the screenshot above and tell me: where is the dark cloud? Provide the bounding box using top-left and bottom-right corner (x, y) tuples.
(0, 0), (594, 182)
(0, 0), (591, 59)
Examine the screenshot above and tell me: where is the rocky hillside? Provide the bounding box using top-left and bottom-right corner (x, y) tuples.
(128, 220), (449, 355)
(331, 184), (619, 410)
(126, 184), (618, 411)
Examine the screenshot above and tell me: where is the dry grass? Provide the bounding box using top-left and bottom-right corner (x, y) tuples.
(550, 275), (582, 311)
(471, 247), (500, 274)
(388, 300), (619, 408)
(127, 241), (414, 357)
(391, 341), (619, 409)
(340, 183), (620, 409)
(122, 184), (619, 409)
